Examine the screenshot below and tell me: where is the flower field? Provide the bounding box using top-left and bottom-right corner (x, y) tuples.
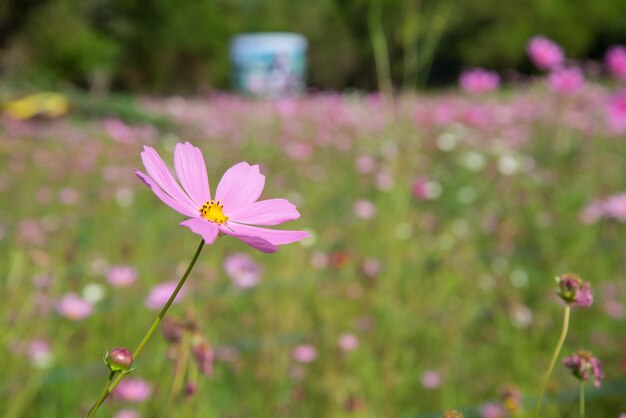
(2, 80), (626, 417)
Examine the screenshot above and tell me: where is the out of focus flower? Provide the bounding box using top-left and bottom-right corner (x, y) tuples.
(605, 193), (626, 221)
(353, 199), (377, 219)
(145, 281), (186, 310)
(224, 253), (263, 288)
(605, 45), (626, 80)
(107, 265), (138, 287)
(113, 378), (152, 402)
(338, 333), (359, 352)
(113, 409), (139, 418)
(527, 36), (564, 70)
(56, 293), (93, 320)
(459, 68), (500, 94)
(292, 344), (317, 363)
(442, 410), (463, 418)
(563, 349), (604, 388)
(501, 386), (523, 415)
(27, 338), (53, 369)
(412, 177), (441, 200)
(135, 142), (308, 253)
(556, 273), (593, 308)
(421, 370), (443, 389)
(606, 91), (626, 134)
(161, 317), (184, 343)
(356, 154), (376, 174)
(192, 338), (214, 377)
(361, 257), (381, 278)
(547, 67), (584, 95)
(580, 200), (605, 224)
(480, 403), (504, 418)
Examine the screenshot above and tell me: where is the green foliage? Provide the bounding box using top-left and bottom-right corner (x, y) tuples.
(2, 0), (626, 91)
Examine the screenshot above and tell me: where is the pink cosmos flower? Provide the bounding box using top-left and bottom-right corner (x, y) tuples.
(607, 91), (626, 135)
(145, 281), (186, 310)
(338, 333), (359, 352)
(459, 68), (500, 94)
(605, 45), (626, 80)
(106, 265), (138, 287)
(223, 253), (263, 288)
(56, 293), (93, 320)
(113, 378), (153, 402)
(547, 67), (584, 95)
(135, 142), (308, 253)
(292, 344), (317, 363)
(113, 409), (140, 418)
(420, 370), (443, 389)
(527, 36), (564, 70)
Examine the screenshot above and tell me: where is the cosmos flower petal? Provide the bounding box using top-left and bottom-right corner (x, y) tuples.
(234, 234), (278, 253)
(174, 142), (211, 205)
(141, 146), (198, 211)
(215, 162), (265, 210)
(180, 218), (219, 244)
(223, 223), (309, 246)
(136, 169), (198, 217)
(228, 199), (301, 225)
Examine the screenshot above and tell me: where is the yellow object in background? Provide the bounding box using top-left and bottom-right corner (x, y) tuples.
(3, 92), (69, 120)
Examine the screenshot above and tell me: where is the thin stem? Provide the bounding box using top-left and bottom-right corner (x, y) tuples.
(533, 304), (571, 418)
(580, 381), (585, 418)
(86, 239), (205, 418)
(86, 371), (116, 418)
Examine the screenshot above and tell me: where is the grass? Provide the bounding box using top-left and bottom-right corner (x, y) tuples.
(0, 87), (625, 417)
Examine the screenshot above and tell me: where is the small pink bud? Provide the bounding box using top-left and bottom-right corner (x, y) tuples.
(106, 347), (133, 373)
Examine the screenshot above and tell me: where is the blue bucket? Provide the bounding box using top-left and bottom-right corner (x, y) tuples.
(230, 33), (308, 98)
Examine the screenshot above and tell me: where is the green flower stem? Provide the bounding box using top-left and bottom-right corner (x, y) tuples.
(86, 239), (205, 418)
(580, 381), (585, 418)
(533, 304), (571, 418)
(86, 371), (116, 418)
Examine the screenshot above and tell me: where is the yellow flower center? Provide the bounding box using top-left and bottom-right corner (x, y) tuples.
(200, 200), (229, 224)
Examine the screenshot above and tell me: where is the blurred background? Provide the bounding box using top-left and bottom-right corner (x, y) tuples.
(2, 1), (626, 418)
(1, 0), (626, 93)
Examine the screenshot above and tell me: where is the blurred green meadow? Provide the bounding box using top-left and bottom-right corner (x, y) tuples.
(1, 86), (626, 417)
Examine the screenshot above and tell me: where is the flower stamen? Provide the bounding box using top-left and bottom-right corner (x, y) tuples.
(200, 200), (229, 224)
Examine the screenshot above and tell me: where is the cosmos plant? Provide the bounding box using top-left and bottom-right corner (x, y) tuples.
(86, 142), (308, 417)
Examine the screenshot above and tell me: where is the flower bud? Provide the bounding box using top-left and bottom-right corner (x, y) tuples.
(556, 273), (593, 308)
(105, 347), (133, 373)
(563, 349), (604, 388)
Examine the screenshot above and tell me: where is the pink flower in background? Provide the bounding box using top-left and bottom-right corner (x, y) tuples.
(145, 281), (186, 310)
(579, 200), (605, 224)
(224, 253), (263, 288)
(338, 333), (359, 352)
(459, 68), (500, 94)
(135, 142), (308, 253)
(56, 293), (93, 320)
(605, 193), (626, 221)
(606, 91), (626, 134)
(106, 265), (138, 287)
(113, 378), (152, 402)
(547, 67), (584, 95)
(480, 402), (504, 418)
(113, 409), (140, 418)
(27, 338), (53, 368)
(527, 36), (564, 70)
(605, 45), (626, 80)
(420, 370), (443, 389)
(353, 199), (377, 219)
(292, 344), (317, 363)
